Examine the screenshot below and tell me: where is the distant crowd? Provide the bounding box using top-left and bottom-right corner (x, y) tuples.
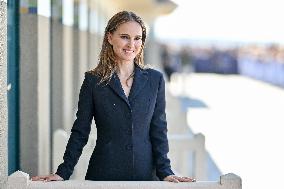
(160, 43), (284, 87)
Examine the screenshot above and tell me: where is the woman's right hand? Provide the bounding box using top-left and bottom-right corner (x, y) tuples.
(31, 174), (64, 182)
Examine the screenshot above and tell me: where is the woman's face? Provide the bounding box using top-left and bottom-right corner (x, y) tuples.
(107, 21), (143, 64)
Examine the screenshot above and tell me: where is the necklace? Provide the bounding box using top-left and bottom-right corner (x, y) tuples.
(125, 71), (134, 87)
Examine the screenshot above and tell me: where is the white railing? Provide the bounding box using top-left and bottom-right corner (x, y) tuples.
(166, 87), (207, 180)
(168, 133), (206, 180)
(52, 129), (207, 181)
(166, 86), (191, 135)
(7, 171), (241, 189)
(53, 129), (96, 180)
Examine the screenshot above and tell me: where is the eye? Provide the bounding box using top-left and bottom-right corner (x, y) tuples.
(120, 35), (129, 39)
(135, 37), (142, 40)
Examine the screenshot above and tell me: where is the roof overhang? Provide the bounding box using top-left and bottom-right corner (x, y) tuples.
(107, 0), (177, 22)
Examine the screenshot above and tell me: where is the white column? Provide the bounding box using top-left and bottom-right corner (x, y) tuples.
(62, 25), (74, 132)
(37, 14), (51, 175)
(62, 0), (74, 132)
(19, 7), (51, 176)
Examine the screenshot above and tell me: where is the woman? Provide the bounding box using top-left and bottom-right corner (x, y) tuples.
(32, 11), (195, 183)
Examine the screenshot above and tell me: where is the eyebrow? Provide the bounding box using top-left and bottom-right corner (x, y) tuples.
(119, 33), (142, 38)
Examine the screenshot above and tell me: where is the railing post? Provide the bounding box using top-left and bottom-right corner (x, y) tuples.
(53, 129), (68, 173)
(220, 173), (242, 189)
(195, 133), (207, 180)
(7, 171), (29, 189)
(168, 133), (207, 180)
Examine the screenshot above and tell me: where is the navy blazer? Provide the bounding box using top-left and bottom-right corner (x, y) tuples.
(56, 65), (174, 181)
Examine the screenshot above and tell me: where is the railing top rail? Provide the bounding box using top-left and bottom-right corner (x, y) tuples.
(7, 171), (241, 189)
(28, 181), (220, 189)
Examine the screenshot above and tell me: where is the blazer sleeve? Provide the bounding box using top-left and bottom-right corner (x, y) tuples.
(150, 74), (175, 180)
(56, 72), (94, 180)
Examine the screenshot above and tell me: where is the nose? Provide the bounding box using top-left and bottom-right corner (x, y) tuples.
(128, 39), (135, 48)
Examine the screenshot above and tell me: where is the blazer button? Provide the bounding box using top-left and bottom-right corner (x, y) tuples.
(126, 129), (132, 135)
(126, 144), (132, 150)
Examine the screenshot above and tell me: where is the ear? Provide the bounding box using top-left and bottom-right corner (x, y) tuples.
(107, 32), (113, 45)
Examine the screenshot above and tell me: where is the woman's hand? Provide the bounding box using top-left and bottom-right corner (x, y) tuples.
(31, 174), (64, 182)
(164, 175), (196, 183)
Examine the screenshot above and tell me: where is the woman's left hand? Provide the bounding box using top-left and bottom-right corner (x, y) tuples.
(164, 175), (196, 183)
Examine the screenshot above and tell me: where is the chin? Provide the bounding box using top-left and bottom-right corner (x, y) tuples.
(121, 57), (136, 62)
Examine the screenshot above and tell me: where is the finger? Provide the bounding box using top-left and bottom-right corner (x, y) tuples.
(31, 176), (39, 181)
(183, 177), (196, 182)
(176, 177), (188, 182)
(44, 176), (58, 182)
(171, 177), (180, 183)
(31, 176), (46, 181)
(45, 175), (64, 182)
(175, 176), (196, 182)
(44, 177), (52, 182)
(165, 176), (179, 183)
(184, 177), (196, 182)
(173, 175), (186, 182)
(180, 176), (192, 182)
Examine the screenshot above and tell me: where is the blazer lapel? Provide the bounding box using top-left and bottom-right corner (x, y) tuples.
(129, 66), (148, 102)
(108, 73), (130, 106)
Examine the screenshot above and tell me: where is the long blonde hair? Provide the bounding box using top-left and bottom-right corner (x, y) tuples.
(90, 11), (147, 84)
